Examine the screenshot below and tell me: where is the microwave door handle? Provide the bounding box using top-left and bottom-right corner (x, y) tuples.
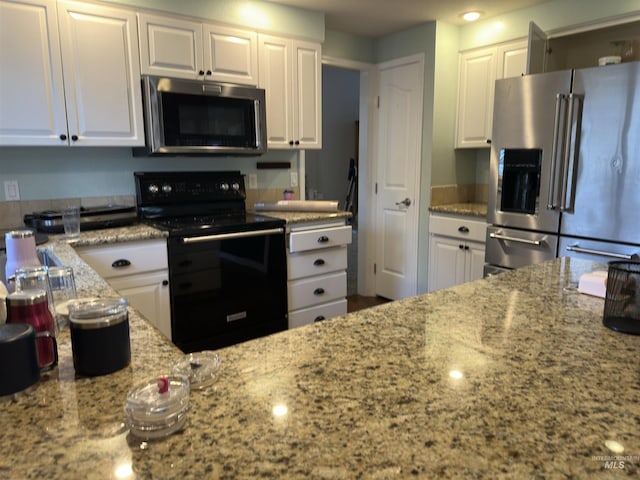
(202, 84), (222, 94)
(559, 93), (583, 212)
(547, 93), (565, 210)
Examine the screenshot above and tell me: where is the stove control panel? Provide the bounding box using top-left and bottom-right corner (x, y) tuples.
(135, 171), (246, 206)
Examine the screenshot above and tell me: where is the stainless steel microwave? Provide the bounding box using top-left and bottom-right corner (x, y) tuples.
(138, 75), (267, 155)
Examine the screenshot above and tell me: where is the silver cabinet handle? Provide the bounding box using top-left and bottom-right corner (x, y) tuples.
(395, 198), (411, 207)
(548, 93), (566, 210)
(566, 245), (638, 260)
(489, 232), (544, 246)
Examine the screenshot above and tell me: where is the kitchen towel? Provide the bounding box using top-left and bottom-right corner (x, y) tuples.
(578, 270), (608, 298)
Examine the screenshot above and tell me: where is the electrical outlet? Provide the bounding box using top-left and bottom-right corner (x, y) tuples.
(290, 172), (298, 187)
(248, 173), (258, 189)
(4, 180), (20, 200)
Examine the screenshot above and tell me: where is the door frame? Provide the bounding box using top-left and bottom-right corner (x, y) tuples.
(317, 55), (377, 296)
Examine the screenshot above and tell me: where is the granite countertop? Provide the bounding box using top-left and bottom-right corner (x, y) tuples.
(429, 202), (488, 218)
(2, 226), (639, 478)
(254, 210), (352, 225)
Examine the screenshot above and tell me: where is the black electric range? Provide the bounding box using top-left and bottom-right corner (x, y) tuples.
(135, 171), (288, 353)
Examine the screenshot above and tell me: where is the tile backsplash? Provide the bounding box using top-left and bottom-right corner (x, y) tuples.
(430, 184), (488, 206)
(0, 188), (300, 231)
(0, 195), (136, 231)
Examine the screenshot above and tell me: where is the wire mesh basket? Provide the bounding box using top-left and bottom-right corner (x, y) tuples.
(603, 261), (640, 335)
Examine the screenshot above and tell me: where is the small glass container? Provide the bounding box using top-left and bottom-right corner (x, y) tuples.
(125, 375), (190, 440)
(172, 351), (221, 390)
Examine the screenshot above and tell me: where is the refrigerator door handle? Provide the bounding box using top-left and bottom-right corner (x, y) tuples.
(490, 232), (544, 246)
(547, 93), (566, 210)
(559, 93), (583, 212)
(566, 244), (638, 260)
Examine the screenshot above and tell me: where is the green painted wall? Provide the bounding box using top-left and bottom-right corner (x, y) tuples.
(323, 29), (375, 63)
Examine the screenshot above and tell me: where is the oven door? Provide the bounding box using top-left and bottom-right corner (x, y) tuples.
(168, 227), (287, 352)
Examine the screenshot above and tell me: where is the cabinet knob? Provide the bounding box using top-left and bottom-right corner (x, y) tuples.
(464, 245), (470, 250)
(59, 134), (67, 141)
(198, 70), (205, 76)
(162, 280), (169, 286)
(206, 70), (212, 76)
(294, 140), (300, 145)
(317, 236), (329, 244)
(486, 139), (492, 144)
(458, 226), (469, 233)
(71, 135), (78, 141)
(313, 259), (325, 266)
(289, 140), (294, 146)
(313, 287), (325, 296)
(111, 259), (131, 268)
(459, 244), (464, 250)
(314, 316), (326, 322)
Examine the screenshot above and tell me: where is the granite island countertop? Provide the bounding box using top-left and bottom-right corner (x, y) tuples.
(2, 228), (639, 478)
(253, 210), (352, 225)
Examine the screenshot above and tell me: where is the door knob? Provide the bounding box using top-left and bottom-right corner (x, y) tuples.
(395, 198), (411, 207)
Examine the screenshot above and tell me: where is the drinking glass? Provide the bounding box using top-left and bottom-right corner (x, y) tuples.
(62, 206), (81, 241)
(47, 266), (77, 330)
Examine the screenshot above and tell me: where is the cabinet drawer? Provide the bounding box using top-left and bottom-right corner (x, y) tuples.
(287, 271), (346, 311)
(287, 246), (347, 280)
(429, 215), (487, 243)
(77, 239), (168, 279)
(288, 298), (347, 329)
(289, 226), (351, 253)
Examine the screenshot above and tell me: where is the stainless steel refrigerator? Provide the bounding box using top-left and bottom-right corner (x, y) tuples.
(485, 61), (640, 275)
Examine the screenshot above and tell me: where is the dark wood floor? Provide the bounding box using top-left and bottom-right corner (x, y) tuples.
(346, 294), (391, 313)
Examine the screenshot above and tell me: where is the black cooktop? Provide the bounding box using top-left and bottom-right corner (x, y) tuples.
(145, 212), (285, 237)
(135, 171), (284, 237)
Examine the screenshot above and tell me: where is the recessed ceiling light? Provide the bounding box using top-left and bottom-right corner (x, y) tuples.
(462, 11), (482, 22)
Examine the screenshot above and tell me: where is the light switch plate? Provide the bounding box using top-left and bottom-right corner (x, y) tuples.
(4, 180), (20, 200)
(248, 174), (258, 189)
(290, 172), (298, 187)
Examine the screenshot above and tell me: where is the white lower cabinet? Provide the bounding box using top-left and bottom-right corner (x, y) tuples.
(428, 214), (487, 292)
(76, 239), (171, 339)
(287, 220), (351, 329)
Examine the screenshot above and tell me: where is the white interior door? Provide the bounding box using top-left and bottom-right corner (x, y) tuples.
(374, 55), (423, 300)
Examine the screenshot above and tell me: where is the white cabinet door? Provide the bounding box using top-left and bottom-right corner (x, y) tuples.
(109, 271), (171, 340)
(428, 235), (466, 292)
(0, 0), (67, 145)
(259, 34), (293, 148)
(204, 24), (258, 85)
(466, 240), (487, 282)
(57, 1), (144, 146)
(293, 39), (321, 148)
(455, 47), (496, 149)
(497, 40), (528, 79)
(455, 39), (527, 149)
(259, 34), (321, 149)
(137, 12), (203, 79)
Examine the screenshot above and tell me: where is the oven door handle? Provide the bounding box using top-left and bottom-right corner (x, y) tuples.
(181, 227), (284, 244)
(489, 232), (544, 246)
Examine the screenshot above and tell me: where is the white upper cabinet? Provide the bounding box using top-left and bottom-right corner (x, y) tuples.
(0, 0), (67, 145)
(259, 34), (321, 149)
(0, 0), (144, 147)
(138, 12), (258, 85)
(57, 1), (144, 146)
(455, 39), (527, 149)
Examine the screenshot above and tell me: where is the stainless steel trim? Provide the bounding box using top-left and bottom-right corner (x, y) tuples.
(559, 93), (580, 212)
(565, 244), (636, 260)
(181, 227), (284, 244)
(548, 93), (565, 210)
(560, 93), (583, 213)
(489, 232), (544, 246)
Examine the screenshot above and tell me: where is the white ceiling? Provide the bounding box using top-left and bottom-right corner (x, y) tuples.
(266, 0), (552, 37)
